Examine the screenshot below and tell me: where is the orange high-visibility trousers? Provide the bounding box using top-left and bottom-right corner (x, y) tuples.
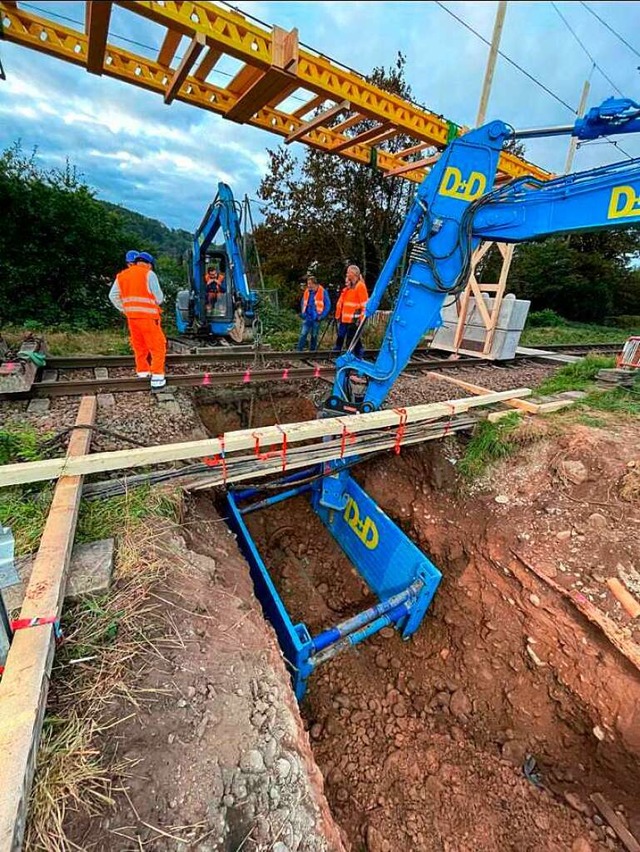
(126, 317), (166, 375)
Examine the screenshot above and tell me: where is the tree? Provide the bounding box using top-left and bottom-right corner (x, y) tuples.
(0, 143), (188, 329)
(257, 54), (418, 303)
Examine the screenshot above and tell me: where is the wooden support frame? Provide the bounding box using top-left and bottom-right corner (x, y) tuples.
(0, 389), (531, 488)
(164, 32), (206, 104)
(0, 396), (96, 850)
(157, 28), (182, 67)
(285, 99), (350, 144)
(330, 121), (393, 153)
(85, 0), (112, 75)
(227, 25), (298, 123)
(193, 46), (223, 82)
(450, 241), (515, 357)
(291, 93), (327, 119)
(384, 153), (440, 178)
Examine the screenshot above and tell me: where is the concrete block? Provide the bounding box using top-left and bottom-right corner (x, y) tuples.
(41, 369), (58, 383)
(97, 393), (116, 408)
(155, 390), (176, 402)
(433, 294), (531, 360)
(94, 367), (109, 380)
(1, 538), (115, 613)
(27, 398), (51, 414)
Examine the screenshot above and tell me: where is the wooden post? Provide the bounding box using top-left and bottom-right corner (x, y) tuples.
(449, 1), (513, 360)
(0, 396), (96, 851)
(476, 0), (507, 126)
(564, 78), (590, 174)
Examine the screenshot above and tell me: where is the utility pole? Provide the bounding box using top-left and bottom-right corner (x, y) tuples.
(476, 0), (507, 126)
(564, 78), (591, 173)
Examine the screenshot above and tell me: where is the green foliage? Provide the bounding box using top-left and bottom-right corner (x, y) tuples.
(101, 201), (191, 260)
(526, 309), (567, 327)
(256, 53), (418, 295)
(0, 425), (47, 465)
(458, 413), (522, 479)
(536, 355), (616, 394)
(609, 315), (640, 329)
(520, 321), (632, 347)
(581, 387), (640, 416)
(2, 325), (130, 355)
(0, 143), (188, 330)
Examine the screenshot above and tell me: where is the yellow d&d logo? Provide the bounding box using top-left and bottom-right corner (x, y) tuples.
(438, 166), (487, 202)
(343, 497), (379, 550)
(608, 185), (640, 220)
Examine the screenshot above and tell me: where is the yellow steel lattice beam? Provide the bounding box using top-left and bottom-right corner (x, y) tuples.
(0, 1), (551, 183)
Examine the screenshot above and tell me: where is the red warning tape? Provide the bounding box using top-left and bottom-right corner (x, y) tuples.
(0, 616), (62, 675)
(442, 403), (456, 436)
(393, 408), (408, 455)
(203, 435), (228, 483)
(253, 426), (289, 472)
(340, 422), (356, 458)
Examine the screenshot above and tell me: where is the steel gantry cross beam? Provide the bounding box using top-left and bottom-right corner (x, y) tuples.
(0, 0), (551, 184)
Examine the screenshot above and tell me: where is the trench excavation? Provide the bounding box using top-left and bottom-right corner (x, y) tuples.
(193, 388), (640, 852)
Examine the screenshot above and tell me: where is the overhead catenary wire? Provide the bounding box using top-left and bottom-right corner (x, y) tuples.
(433, 0), (578, 114)
(550, 1), (624, 97)
(579, 0), (640, 61)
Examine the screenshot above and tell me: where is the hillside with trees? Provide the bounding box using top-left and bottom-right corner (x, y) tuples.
(0, 143), (188, 329)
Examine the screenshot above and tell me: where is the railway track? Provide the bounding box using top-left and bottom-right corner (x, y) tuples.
(6, 341), (622, 399)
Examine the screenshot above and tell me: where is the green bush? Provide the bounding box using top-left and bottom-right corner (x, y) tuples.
(526, 309), (567, 328)
(609, 315), (640, 329)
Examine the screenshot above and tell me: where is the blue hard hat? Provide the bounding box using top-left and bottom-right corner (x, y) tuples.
(137, 251), (155, 265)
(125, 249), (139, 264)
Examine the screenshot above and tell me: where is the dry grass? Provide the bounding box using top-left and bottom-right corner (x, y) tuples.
(24, 489), (183, 851)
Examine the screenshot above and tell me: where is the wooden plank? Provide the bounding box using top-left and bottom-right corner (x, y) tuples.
(0, 389), (532, 487)
(193, 47), (223, 82)
(512, 551), (640, 674)
(292, 93), (327, 118)
(396, 140), (433, 158)
(0, 396), (96, 851)
(590, 794), (640, 852)
(286, 100), (350, 143)
(330, 122), (392, 153)
(332, 113), (365, 134)
(85, 0), (112, 75)
(158, 28), (182, 67)
(384, 154), (439, 178)
(164, 32), (206, 104)
(425, 372), (540, 414)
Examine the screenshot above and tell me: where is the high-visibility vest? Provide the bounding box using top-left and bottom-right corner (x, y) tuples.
(340, 278), (368, 323)
(116, 265), (160, 319)
(302, 286), (325, 316)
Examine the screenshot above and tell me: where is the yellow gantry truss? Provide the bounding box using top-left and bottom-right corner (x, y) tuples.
(0, 0), (551, 184)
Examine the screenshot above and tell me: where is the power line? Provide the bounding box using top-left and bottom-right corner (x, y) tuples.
(550, 1), (624, 96)
(433, 0), (577, 114)
(579, 1), (640, 60)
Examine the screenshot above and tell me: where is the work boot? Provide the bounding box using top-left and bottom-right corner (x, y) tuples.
(150, 374), (167, 390)
(137, 371), (151, 378)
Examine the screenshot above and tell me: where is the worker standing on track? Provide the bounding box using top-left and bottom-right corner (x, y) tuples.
(298, 275), (331, 351)
(334, 264), (368, 357)
(109, 251), (167, 390)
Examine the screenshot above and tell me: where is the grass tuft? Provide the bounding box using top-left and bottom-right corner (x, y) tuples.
(458, 413), (522, 480)
(536, 355), (616, 395)
(24, 487), (183, 850)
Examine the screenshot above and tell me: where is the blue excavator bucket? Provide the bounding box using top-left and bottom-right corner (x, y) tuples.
(227, 468), (441, 700)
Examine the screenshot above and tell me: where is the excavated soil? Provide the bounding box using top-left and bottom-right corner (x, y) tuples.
(245, 420), (640, 852)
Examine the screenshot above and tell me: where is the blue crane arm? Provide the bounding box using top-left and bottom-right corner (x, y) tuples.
(326, 98), (640, 416)
(192, 182), (256, 314)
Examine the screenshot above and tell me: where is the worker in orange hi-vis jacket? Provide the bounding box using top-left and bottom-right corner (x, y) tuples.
(335, 264), (368, 357)
(109, 251), (167, 390)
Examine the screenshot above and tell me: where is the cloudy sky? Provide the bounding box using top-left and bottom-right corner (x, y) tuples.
(1, 0), (639, 230)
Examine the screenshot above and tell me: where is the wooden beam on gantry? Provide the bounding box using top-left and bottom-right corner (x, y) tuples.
(158, 28), (182, 67)
(384, 153), (440, 178)
(193, 47), (223, 82)
(331, 122), (395, 153)
(85, 0), (112, 75)
(286, 100), (351, 144)
(0, 396), (96, 851)
(164, 31), (206, 104)
(292, 94), (327, 119)
(227, 26), (298, 123)
(396, 141), (433, 158)
(332, 113), (366, 134)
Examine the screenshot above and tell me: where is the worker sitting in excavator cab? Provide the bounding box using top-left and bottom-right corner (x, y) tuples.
(205, 264), (227, 315)
(334, 264), (368, 357)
